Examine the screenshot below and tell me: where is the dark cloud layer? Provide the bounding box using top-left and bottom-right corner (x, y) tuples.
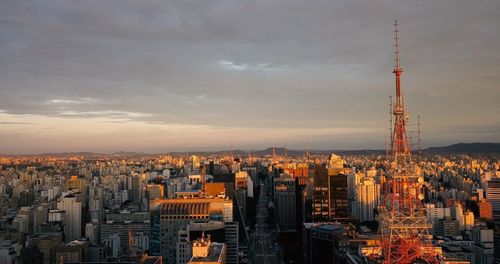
(0, 0), (499, 153)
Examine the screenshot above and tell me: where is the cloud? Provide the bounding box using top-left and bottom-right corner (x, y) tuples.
(0, 0), (499, 152)
(0, 122), (33, 125)
(57, 110), (153, 119)
(218, 60), (286, 72)
(49, 98), (97, 104)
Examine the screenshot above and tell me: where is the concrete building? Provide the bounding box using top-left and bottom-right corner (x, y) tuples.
(304, 223), (346, 264)
(176, 221), (238, 264)
(100, 211), (150, 256)
(352, 177), (381, 222)
(472, 226), (494, 264)
(224, 222), (239, 264)
(274, 177), (296, 229)
(188, 234), (226, 264)
(434, 217), (461, 236)
(312, 162), (352, 223)
(102, 233), (120, 258)
(57, 194), (82, 242)
(479, 200), (493, 220)
(464, 211), (475, 230)
(55, 239), (89, 263)
(33, 234), (62, 264)
(85, 222), (99, 245)
(150, 197), (233, 264)
(487, 179), (500, 218)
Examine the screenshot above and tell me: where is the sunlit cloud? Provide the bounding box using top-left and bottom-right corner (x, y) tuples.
(49, 98), (97, 104)
(218, 60), (286, 72)
(58, 110), (153, 119)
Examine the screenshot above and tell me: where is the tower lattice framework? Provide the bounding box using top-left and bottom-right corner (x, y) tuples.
(378, 21), (440, 264)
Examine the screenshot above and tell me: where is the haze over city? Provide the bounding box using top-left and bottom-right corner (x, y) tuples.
(1, 0), (499, 154)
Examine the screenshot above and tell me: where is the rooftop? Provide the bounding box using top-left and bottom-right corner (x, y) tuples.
(189, 242), (225, 264)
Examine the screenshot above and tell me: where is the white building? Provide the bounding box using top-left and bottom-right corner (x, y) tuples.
(353, 177), (381, 222)
(57, 195), (82, 242)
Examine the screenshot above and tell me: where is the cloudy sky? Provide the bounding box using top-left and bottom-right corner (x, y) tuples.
(0, 0), (499, 153)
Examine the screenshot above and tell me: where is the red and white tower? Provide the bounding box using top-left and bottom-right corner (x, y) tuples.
(378, 21), (440, 264)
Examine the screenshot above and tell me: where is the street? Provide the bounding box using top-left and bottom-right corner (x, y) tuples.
(249, 179), (282, 264)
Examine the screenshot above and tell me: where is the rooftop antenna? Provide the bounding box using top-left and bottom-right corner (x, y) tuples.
(229, 143), (234, 162)
(385, 133), (389, 161)
(306, 143), (311, 161)
(417, 115), (422, 159)
(388, 95), (393, 162)
(248, 149), (254, 164)
(272, 146), (276, 163)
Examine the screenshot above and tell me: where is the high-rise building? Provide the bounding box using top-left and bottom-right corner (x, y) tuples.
(434, 217), (461, 236)
(190, 155), (201, 173)
(487, 179), (500, 218)
(235, 188), (247, 221)
(88, 186), (103, 224)
(128, 174), (144, 204)
(224, 222), (239, 264)
(304, 223), (346, 264)
(493, 221), (500, 264)
(312, 165), (329, 222)
(312, 163), (351, 223)
(274, 177), (296, 229)
(479, 199), (494, 220)
(328, 170), (350, 222)
(57, 194), (82, 242)
(33, 234), (61, 264)
(102, 233), (120, 258)
(150, 197), (233, 264)
(100, 211), (150, 256)
(66, 175), (87, 193)
(464, 211), (475, 230)
(352, 177), (381, 222)
(472, 226), (494, 264)
(85, 223), (99, 245)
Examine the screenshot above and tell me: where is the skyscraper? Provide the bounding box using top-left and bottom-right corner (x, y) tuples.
(353, 177), (381, 222)
(274, 177), (296, 229)
(57, 194), (82, 242)
(487, 179), (500, 218)
(312, 161), (351, 223)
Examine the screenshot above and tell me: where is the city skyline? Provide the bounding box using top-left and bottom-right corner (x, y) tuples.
(1, 0), (500, 154)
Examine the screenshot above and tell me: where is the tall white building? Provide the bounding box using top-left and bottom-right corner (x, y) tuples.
(352, 177), (381, 222)
(57, 194), (82, 242)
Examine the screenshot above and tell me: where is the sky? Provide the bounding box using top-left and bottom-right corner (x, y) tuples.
(0, 0), (499, 154)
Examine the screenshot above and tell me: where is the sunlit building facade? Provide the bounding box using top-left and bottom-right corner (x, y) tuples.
(150, 198), (233, 264)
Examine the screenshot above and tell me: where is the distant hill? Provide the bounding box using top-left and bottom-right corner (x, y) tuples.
(2, 143), (499, 157)
(253, 147), (385, 156)
(423, 143), (500, 154)
(111, 151), (148, 157)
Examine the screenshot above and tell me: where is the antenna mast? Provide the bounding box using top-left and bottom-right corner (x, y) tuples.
(417, 115), (422, 159)
(379, 20), (439, 264)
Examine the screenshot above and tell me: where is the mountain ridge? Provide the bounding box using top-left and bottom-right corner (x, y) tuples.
(1, 143), (499, 157)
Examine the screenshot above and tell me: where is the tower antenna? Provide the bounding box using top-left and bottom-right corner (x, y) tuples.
(417, 115), (422, 159)
(379, 20), (439, 264)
